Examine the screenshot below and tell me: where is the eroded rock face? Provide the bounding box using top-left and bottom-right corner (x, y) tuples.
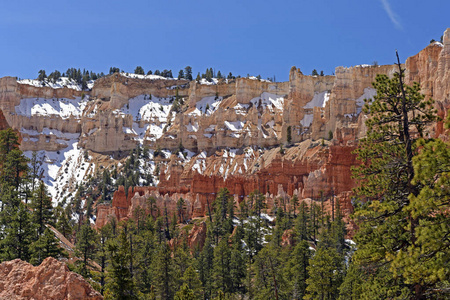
(1, 29), (449, 228)
(0, 257), (102, 300)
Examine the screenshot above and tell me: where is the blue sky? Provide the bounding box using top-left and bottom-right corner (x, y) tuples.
(0, 0), (448, 81)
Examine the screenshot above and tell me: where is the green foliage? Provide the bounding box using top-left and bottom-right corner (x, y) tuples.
(30, 228), (67, 265)
(105, 227), (137, 299)
(154, 243), (176, 299)
(306, 247), (343, 299)
(286, 125), (292, 144)
(284, 240), (312, 299)
(184, 66), (193, 81)
(351, 58), (442, 297)
(134, 66), (145, 75)
(75, 223), (98, 278)
(31, 181), (54, 237)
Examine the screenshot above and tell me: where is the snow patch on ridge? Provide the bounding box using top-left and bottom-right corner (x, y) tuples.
(24, 141), (93, 204)
(189, 96), (223, 116)
(117, 94), (173, 142)
(250, 92), (285, 111)
(303, 91), (330, 109)
(15, 97), (88, 119)
(18, 77), (94, 91)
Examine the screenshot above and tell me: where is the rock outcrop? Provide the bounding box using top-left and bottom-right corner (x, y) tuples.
(0, 28), (449, 228)
(0, 257), (102, 300)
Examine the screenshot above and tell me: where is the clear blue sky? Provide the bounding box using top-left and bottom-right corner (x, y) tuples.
(0, 0), (448, 81)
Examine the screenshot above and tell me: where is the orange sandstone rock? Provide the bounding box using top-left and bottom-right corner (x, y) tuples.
(0, 257), (102, 300)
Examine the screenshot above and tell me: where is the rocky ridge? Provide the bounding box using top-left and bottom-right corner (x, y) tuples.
(0, 29), (448, 228)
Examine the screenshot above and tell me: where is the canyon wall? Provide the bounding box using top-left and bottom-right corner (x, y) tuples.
(0, 29), (448, 229)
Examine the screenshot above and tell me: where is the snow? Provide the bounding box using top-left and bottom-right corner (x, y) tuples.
(189, 96), (223, 116)
(432, 41), (444, 47)
(356, 87), (377, 114)
(17, 77), (94, 91)
(300, 114), (314, 127)
(199, 78), (219, 85)
(186, 122), (199, 132)
(120, 72), (176, 80)
(225, 121), (244, 131)
(118, 94), (173, 142)
(234, 103), (250, 115)
(249, 92), (285, 111)
(21, 128), (80, 140)
(260, 213), (274, 222)
(303, 91), (330, 109)
(15, 97), (88, 119)
(24, 140), (92, 204)
(265, 120), (275, 129)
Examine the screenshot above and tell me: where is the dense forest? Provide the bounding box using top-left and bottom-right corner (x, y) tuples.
(1, 61), (450, 300)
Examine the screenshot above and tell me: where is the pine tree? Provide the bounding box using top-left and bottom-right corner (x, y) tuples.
(352, 53), (438, 298)
(0, 202), (35, 262)
(284, 240), (312, 300)
(30, 227), (66, 265)
(287, 126), (292, 144)
(134, 66), (145, 75)
(198, 230), (214, 299)
(252, 244), (288, 300)
(213, 238), (232, 295)
(175, 284), (196, 300)
(75, 222), (97, 278)
(31, 181), (54, 237)
(37, 69), (47, 81)
(184, 66), (193, 81)
(306, 247), (343, 299)
(106, 227), (137, 299)
(55, 206), (72, 239)
(178, 69), (185, 80)
(154, 242), (175, 300)
(181, 266), (203, 299)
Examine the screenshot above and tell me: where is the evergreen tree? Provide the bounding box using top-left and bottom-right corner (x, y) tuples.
(134, 66), (145, 75)
(106, 227), (137, 299)
(252, 245), (288, 300)
(31, 181), (54, 237)
(37, 69), (47, 81)
(284, 240), (312, 300)
(75, 222), (97, 278)
(352, 53), (438, 298)
(184, 66), (193, 81)
(198, 230), (214, 299)
(178, 69), (185, 79)
(0, 202), (34, 262)
(311, 69), (319, 76)
(154, 242), (175, 300)
(175, 284), (196, 300)
(181, 266), (203, 299)
(30, 227), (66, 265)
(306, 247), (343, 300)
(55, 205), (72, 239)
(213, 238), (232, 295)
(287, 126), (292, 144)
